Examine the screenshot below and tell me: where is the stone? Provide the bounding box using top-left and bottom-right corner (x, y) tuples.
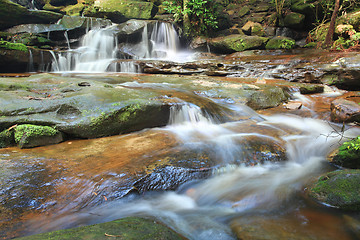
(308, 169), (360, 211)
(283, 12), (305, 30)
(209, 34), (269, 53)
(14, 124), (63, 148)
(242, 21), (265, 36)
(17, 217), (183, 240)
(284, 101), (302, 110)
(0, 128), (14, 148)
(246, 87), (288, 110)
(330, 98), (360, 123)
(331, 136), (360, 169)
(265, 36), (296, 50)
(299, 84), (324, 94)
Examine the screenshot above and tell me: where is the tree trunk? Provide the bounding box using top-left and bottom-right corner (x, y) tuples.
(183, 0), (191, 36)
(324, 0), (341, 47)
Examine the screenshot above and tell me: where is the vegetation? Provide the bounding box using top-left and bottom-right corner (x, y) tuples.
(164, 0), (219, 36)
(0, 40), (27, 51)
(332, 136), (360, 169)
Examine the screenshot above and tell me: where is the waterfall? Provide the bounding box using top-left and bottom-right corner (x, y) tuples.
(51, 21), (187, 73)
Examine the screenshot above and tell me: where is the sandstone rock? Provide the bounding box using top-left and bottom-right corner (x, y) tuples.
(330, 98), (360, 123)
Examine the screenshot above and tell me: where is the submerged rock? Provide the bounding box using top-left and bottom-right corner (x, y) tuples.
(330, 98), (360, 123)
(308, 169), (360, 211)
(17, 217), (184, 240)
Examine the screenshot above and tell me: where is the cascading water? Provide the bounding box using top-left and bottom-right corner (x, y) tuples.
(51, 21), (188, 73)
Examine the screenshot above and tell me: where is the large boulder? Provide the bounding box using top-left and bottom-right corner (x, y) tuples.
(308, 169), (360, 211)
(209, 34), (269, 53)
(265, 36), (296, 50)
(84, 0), (157, 23)
(330, 98), (360, 123)
(0, 0), (62, 30)
(331, 136), (360, 169)
(17, 217), (183, 240)
(282, 12), (306, 30)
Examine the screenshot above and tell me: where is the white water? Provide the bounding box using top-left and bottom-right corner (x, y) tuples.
(30, 104), (360, 239)
(51, 21), (189, 73)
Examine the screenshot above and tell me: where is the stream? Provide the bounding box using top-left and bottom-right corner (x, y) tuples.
(1, 20), (360, 239)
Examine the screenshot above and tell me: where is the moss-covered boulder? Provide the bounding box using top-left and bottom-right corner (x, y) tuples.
(17, 217), (183, 239)
(331, 136), (360, 169)
(84, 0), (157, 23)
(308, 169), (360, 211)
(299, 84), (324, 94)
(209, 34), (269, 53)
(14, 124), (63, 148)
(0, 40), (27, 51)
(282, 12), (305, 30)
(330, 98), (360, 123)
(0, 0), (63, 30)
(265, 36), (296, 50)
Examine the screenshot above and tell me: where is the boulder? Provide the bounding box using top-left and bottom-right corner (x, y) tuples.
(0, 0), (62, 30)
(14, 124), (63, 148)
(308, 169), (360, 211)
(282, 12), (305, 30)
(0, 129), (14, 148)
(265, 36), (296, 50)
(85, 0), (157, 22)
(209, 34), (269, 53)
(331, 136), (360, 169)
(17, 217), (183, 240)
(330, 98), (360, 123)
(246, 87), (288, 110)
(242, 21), (265, 36)
(322, 69), (360, 91)
(299, 84), (324, 94)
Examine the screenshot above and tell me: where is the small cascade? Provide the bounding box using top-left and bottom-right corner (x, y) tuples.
(168, 103), (213, 125)
(50, 20), (188, 73)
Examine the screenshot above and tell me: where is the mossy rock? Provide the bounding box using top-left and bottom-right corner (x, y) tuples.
(209, 34), (269, 53)
(17, 217), (184, 240)
(0, 129), (14, 148)
(14, 124), (63, 148)
(331, 137), (360, 169)
(308, 169), (360, 211)
(62, 3), (85, 16)
(265, 36), (296, 50)
(299, 84), (324, 94)
(0, 40), (27, 51)
(282, 12), (305, 30)
(246, 87), (288, 110)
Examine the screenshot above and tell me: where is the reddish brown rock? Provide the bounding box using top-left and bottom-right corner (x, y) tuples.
(330, 98), (360, 123)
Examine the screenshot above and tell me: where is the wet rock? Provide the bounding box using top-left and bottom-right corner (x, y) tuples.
(284, 101), (302, 110)
(0, 0), (62, 30)
(17, 217), (184, 240)
(115, 19), (148, 42)
(246, 87), (288, 110)
(343, 215), (360, 239)
(14, 124), (63, 148)
(330, 98), (360, 123)
(209, 34), (269, 53)
(265, 36), (296, 50)
(190, 36), (208, 50)
(307, 169), (360, 211)
(330, 137), (360, 169)
(0, 129), (14, 148)
(322, 69), (360, 91)
(299, 84), (324, 94)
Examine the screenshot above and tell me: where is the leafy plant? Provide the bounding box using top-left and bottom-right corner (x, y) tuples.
(164, 0), (219, 36)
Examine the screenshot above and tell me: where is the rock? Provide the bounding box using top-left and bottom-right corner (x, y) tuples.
(282, 12), (305, 30)
(190, 36), (208, 50)
(308, 169), (360, 211)
(209, 34), (269, 53)
(0, 129), (14, 148)
(114, 19), (148, 42)
(242, 21), (265, 36)
(322, 69), (360, 91)
(246, 87), (288, 110)
(17, 217), (184, 240)
(265, 36), (296, 50)
(0, 0), (63, 30)
(85, 0), (157, 22)
(14, 124), (63, 148)
(299, 84), (324, 94)
(331, 136), (360, 169)
(330, 98), (360, 123)
(284, 101), (302, 110)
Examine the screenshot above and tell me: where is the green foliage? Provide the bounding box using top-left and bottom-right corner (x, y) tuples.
(14, 124), (58, 144)
(0, 40), (27, 51)
(164, 0), (218, 36)
(332, 136), (360, 169)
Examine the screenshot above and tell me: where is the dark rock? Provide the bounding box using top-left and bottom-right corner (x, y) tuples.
(330, 98), (360, 123)
(308, 169), (360, 211)
(17, 217), (184, 240)
(322, 69), (360, 91)
(331, 137), (360, 169)
(0, 128), (14, 148)
(282, 12), (305, 30)
(78, 82), (91, 87)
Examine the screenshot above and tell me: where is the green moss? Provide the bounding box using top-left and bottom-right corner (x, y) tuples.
(118, 103), (141, 122)
(332, 136), (360, 169)
(0, 129), (14, 148)
(0, 40), (27, 51)
(0, 83), (31, 91)
(303, 42), (317, 48)
(309, 169), (360, 210)
(265, 37), (296, 50)
(299, 84), (324, 94)
(14, 124), (58, 144)
(17, 217), (183, 240)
